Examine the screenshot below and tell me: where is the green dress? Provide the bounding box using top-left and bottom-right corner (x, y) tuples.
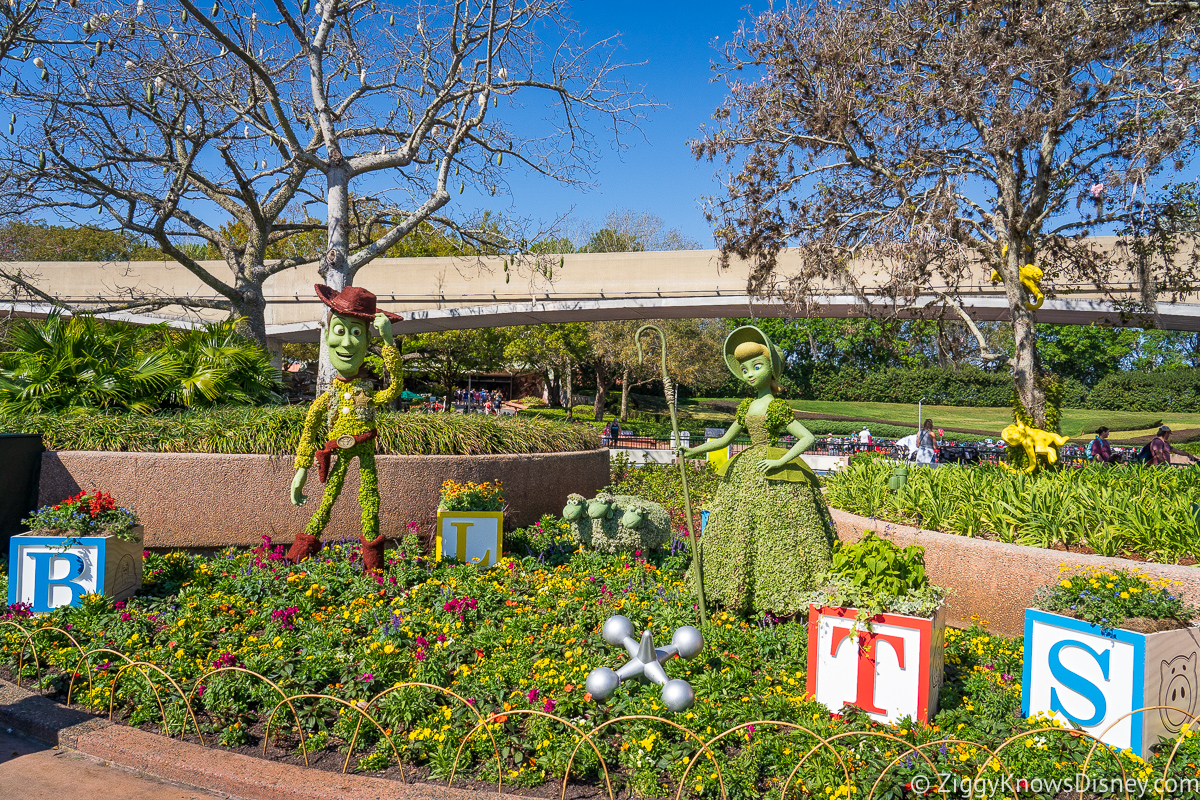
(701, 398), (835, 617)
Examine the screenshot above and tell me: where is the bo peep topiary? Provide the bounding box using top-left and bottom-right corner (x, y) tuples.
(562, 492), (670, 554)
(680, 325), (835, 617)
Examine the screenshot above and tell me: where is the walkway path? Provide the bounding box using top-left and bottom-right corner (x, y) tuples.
(0, 729), (221, 800)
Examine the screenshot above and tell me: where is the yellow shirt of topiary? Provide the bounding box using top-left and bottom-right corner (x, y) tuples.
(293, 341), (403, 470)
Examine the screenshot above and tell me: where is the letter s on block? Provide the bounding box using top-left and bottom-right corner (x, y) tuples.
(1047, 639), (1110, 727)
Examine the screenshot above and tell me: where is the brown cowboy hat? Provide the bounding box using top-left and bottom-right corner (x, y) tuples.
(315, 284), (403, 324)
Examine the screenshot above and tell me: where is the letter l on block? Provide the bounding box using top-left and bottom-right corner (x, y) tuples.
(27, 551), (86, 613)
(830, 626), (907, 715)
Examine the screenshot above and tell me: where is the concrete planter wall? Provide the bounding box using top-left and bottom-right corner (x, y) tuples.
(831, 508), (1200, 637)
(39, 449), (609, 550)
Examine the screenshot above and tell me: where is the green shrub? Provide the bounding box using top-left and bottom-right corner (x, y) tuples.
(1086, 368), (1200, 413)
(0, 406), (599, 455)
(808, 533), (947, 619)
(825, 459), (1200, 563)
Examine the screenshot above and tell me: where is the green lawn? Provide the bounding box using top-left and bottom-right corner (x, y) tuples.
(691, 398), (1200, 442)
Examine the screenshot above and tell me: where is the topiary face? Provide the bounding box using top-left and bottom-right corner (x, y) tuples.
(738, 354), (772, 391)
(325, 312), (369, 378)
(587, 496), (613, 520)
(620, 504), (645, 530)
(562, 494), (586, 521)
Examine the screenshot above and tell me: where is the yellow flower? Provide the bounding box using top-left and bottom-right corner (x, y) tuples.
(1060, 580), (1072, 588)
(1120, 592), (1129, 599)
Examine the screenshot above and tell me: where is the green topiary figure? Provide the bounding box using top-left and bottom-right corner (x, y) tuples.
(680, 326), (835, 617)
(562, 492), (671, 554)
(289, 285), (403, 570)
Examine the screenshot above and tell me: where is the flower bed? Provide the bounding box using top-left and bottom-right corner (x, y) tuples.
(3, 527), (1200, 796)
(824, 459), (1200, 564)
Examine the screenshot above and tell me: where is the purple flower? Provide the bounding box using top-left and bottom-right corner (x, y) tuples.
(359, 673), (374, 682)
(543, 698), (556, 713)
(527, 688), (539, 703)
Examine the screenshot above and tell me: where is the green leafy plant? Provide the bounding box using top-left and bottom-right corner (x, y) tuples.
(1032, 567), (1198, 628)
(0, 314), (281, 414)
(0, 406), (599, 456)
(830, 533), (928, 596)
(825, 459), (1200, 563)
(806, 533), (946, 619)
(21, 490), (140, 541)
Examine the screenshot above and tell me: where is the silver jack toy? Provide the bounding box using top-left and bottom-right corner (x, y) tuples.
(585, 615), (703, 712)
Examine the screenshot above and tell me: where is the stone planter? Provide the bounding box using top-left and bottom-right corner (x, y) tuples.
(1022, 608), (1200, 756)
(807, 603), (946, 724)
(8, 526), (144, 612)
(434, 510), (503, 569)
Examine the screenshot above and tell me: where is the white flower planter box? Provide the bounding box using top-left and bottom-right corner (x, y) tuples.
(434, 511), (503, 568)
(807, 603), (946, 724)
(7, 528), (143, 612)
(1023, 608), (1200, 756)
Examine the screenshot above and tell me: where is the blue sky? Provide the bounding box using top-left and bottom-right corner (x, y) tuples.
(460, 1), (759, 248)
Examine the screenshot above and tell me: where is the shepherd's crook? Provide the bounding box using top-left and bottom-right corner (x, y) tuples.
(636, 324), (707, 626)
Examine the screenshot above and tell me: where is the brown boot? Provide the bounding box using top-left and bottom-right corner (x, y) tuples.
(287, 533), (322, 564)
(361, 533), (387, 572)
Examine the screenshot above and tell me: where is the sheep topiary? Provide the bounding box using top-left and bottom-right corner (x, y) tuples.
(561, 492), (671, 554)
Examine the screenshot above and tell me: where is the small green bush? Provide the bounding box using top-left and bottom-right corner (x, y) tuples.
(1086, 368), (1200, 413)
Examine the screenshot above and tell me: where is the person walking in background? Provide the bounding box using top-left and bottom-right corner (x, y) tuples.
(1088, 427), (1113, 463)
(1148, 426), (1199, 466)
(608, 419), (621, 448)
(858, 426), (871, 446)
(915, 418), (937, 464)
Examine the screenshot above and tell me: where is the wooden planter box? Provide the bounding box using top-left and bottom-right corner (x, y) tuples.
(434, 511), (503, 569)
(807, 603), (946, 724)
(8, 527), (144, 612)
(1023, 608), (1200, 756)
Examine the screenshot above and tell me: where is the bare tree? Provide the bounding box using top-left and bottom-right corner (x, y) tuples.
(0, 0), (45, 68)
(2, 0), (645, 380)
(694, 0), (1200, 427)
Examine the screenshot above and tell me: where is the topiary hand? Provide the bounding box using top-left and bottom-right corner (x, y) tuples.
(756, 458), (783, 473)
(372, 312), (395, 346)
(291, 467), (309, 506)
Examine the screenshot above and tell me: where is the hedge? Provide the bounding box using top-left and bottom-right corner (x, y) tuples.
(1086, 368), (1200, 413)
(806, 365), (1088, 408)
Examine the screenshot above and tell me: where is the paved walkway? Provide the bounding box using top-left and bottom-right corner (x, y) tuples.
(0, 730), (222, 800)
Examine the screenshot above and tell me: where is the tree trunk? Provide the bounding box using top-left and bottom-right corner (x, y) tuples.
(619, 367), (631, 421)
(562, 361), (575, 419)
(230, 281), (269, 351)
(593, 362), (610, 421)
(545, 368), (562, 408)
(317, 164), (352, 392)
(1006, 240), (1046, 427)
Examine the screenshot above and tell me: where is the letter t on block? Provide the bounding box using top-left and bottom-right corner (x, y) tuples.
(830, 627), (907, 715)
(27, 551), (86, 612)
